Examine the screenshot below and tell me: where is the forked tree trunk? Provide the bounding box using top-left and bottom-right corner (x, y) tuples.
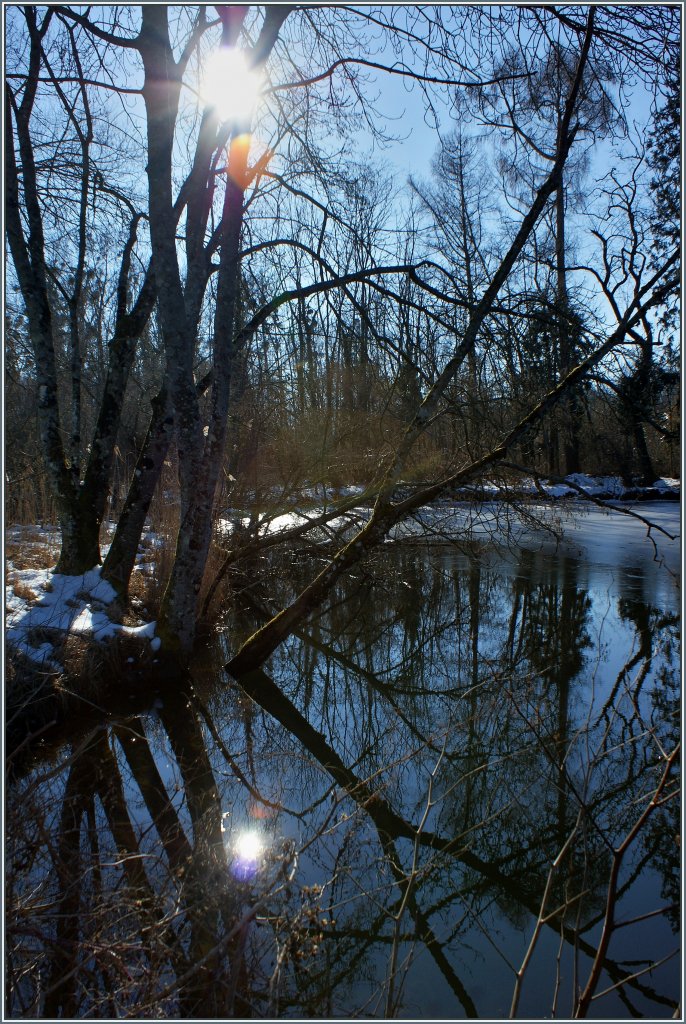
(157, 193), (245, 650)
(102, 389), (174, 595)
(137, 5), (290, 654)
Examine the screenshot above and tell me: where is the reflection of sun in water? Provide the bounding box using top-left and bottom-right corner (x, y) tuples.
(234, 830), (263, 862)
(231, 829), (265, 880)
(201, 48), (262, 123)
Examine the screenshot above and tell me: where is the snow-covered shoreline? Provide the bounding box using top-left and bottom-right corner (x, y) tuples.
(291, 473), (680, 504)
(6, 475), (680, 671)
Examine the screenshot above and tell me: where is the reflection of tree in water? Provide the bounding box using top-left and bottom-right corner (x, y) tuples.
(644, 648), (680, 934)
(6, 548), (679, 1018)
(506, 551), (592, 680)
(8, 700), (252, 1017)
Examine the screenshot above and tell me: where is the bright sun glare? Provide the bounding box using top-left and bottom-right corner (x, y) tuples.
(234, 830), (263, 862)
(201, 48), (262, 124)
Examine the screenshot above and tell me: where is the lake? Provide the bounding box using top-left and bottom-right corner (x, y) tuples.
(6, 502), (680, 1018)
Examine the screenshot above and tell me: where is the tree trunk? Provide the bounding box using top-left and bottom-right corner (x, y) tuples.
(633, 421), (655, 486)
(555, 177), (582, 475)
(617, 340), (657, 486)
(102, 389), (174, 596)
(7, 16), (155, 577)
(157, 156), (247, 651)
(55, 499), (102, 574)
(142, 6), (290, 654)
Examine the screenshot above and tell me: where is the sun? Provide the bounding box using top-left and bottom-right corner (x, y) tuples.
(201, 47), (262, 124)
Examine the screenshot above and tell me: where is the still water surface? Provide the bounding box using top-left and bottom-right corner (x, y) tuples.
(6, 503), (680, 1018)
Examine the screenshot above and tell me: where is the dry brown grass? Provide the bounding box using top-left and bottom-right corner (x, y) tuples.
(125, 569), (156, 620)
(8, 578), (39, 603)
(5, 541), (57, 571)
(58, 632), (147, 688)
(5, 467), (59, 526)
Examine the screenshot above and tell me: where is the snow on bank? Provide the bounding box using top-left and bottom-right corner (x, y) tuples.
(216, 475), (679, 544)
(6, 476), (678, 668)
(539, 474), (627, 498)
(448, 475), (679, 500)
(224, 476), (679, 508)
(6, 563), (160, 670)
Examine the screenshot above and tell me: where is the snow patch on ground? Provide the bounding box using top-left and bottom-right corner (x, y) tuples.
(558, 474), (625, 496)
(6, 562), (159, 670)
(338, 484), (367, 497)
(653, 477), (680, 491)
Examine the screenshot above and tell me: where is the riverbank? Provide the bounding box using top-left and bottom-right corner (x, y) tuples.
(290, 473), (680, 505)
(6, 475), (680, 673)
